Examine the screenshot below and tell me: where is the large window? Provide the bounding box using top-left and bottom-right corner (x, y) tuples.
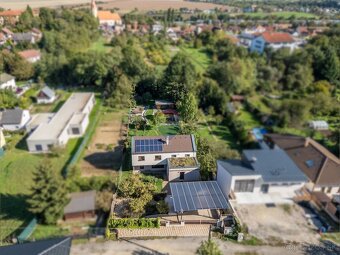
(138, 156), (145, 161)
(155, 155), (161, 161)
(72, 128), (80, 135)
(234, 180), (255, 192)
(35, 144), (43, 151)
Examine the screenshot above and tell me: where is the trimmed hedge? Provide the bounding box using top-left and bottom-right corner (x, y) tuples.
(107, 218), (160, 229)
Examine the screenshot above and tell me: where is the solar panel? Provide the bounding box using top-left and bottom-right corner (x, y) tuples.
(170, 181), (230, 213)
(134, 138), (164, 153)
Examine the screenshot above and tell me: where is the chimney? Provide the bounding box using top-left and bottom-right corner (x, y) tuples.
(250, 156), (257, 163)
(166, 136), (169, 145)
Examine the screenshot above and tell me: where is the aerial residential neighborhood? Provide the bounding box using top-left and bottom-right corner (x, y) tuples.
(0, 0), (339, 255)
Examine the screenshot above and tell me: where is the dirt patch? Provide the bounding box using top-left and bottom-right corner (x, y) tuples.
(234, 203), (320, 244)
(80, 111), (126, 176)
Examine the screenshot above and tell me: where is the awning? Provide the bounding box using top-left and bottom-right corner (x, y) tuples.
(169, 181), (230, 213)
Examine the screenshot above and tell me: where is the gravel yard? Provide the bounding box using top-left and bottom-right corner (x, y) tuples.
(234, 203), (320, 244)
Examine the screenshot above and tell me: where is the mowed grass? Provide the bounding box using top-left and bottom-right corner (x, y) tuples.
(129, 124), (179, 136)
(0, 136), (82, 242)
(239, 11), (318, 19)
(89, 37), (113, 53)
(179, 46), (211, 73)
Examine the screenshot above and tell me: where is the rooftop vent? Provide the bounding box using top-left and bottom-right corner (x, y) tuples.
(250, 156), (257, 162)
(305, 160), (314, 168)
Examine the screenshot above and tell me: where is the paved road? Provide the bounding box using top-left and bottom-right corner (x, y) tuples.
(71, 237), (340, 255)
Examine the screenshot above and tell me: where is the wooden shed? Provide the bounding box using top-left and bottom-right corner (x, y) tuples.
(64, 191), (96, 221)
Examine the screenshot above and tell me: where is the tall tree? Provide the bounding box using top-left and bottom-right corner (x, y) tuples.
(321, 47), (340, 85)
(196, 137), (216, 180)
(27, 160), (69, 225)
(163, 53), (197, 102)
(178, 93), (198, 123)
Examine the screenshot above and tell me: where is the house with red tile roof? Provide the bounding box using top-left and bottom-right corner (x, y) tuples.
(91, 0), (122, 27)
(250, 32), (298, 54)
(18, 49), (41, 63)
(0, 10), (23, 25)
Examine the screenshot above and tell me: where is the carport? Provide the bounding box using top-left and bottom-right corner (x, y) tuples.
(169, 181), (230, 214)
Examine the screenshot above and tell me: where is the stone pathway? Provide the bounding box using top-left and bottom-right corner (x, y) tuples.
(117, 225), (210, 238)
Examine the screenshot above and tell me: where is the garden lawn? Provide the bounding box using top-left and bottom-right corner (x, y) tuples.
(89, 37), (113, 53)
(197, 115), (240, 151)
(237, 107), (262, 129)
(0, 133), (82, 242)
(179, 45), (211, 73)
(129, 124), (179, 137)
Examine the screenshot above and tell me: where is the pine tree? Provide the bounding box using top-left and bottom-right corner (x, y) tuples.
(27, 159), (69, 225)
(322, 47), (340, 85)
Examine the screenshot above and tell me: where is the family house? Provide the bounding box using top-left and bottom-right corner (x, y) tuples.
(26, 93), (95, 152)
(0, 108), (31, 131)
(0, 10), (23, 25)
(131, 135), (199, 181)
(18, 49), (41, 63)
(217, 143), (307, 204)
(36, 86), (56, 104)
(250, 32), (298, 54)
(12, 32), (36, 44)
(264, 134), (340, 196)
(0, 73), (16, 90)
(1, 27), (13, 39)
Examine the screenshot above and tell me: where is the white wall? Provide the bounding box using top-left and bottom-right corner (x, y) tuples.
(168, 167), (200, 182)
(0, 78), (16, 90)
(132, 152), (196, 168)
(37, 96), (55, 104)
(216, 162), (233, 198)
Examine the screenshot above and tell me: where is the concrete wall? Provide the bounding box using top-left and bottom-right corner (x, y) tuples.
(167, 167), (200, 182)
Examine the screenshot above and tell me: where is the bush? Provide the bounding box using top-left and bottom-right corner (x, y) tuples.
(156, 200), (169, 214)
(107, 217), (160, 230)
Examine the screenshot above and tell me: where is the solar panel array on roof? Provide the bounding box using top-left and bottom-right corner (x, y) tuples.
(170, 181), (230, 212)
(135, 139), (163, 153)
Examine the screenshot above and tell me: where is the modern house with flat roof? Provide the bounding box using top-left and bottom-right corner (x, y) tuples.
(217, 142), (308, 204)
(131, 135), (199, 181)
(26, 93), (95, 152)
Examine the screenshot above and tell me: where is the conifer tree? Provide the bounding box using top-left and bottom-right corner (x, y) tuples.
(27, 159), (69, 225)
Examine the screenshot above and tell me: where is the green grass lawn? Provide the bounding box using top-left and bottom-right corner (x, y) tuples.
(237, 107), (262, 130)
(29, 225), (70, 240)
(0, 135), (82, 242)
(129, 124), (180, 137)
(179, 45), (212, 73)
(89, 37), (113, 53)
(238, 11), (318, 19)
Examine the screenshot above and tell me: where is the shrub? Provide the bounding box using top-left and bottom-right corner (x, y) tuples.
(107, 218), (160, 230)
(156, 200), (169, 214)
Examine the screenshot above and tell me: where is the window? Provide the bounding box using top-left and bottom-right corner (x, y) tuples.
(234, 180), (255, 192)
(35, 145), (43, 151)
(171, 155), (177, 158)
(180, 172), (185, 180)
(155, 155), (161, 161)
(139, 166), (144, 170)
(152, 165), (165, 169)
(72, 128), (80, 135)
(327, 187), (332, 193)
(185, 154), (190, 157)
(138, 156), (145, 161)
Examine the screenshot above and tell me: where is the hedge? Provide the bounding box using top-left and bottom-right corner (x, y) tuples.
(107, 218), (160, 230)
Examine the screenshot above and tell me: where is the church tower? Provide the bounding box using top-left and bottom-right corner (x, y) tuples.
(91, 0), (98, 18)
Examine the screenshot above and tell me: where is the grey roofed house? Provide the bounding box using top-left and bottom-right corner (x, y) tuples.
(217, 159), (260, 176)
(64, 190), (96, 214)
(0, 72), (15, 84)
(0, 109), (24, 125)
(242, 147), (308, 183)
(39, 86), (56, 99)
(0, 237), (72, 255)
(12, 32), (35, 43)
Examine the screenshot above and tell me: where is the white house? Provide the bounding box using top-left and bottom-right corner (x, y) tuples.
(216, 143), (307, 204)
(308, 120), (329, 130)
(36, 86), (56, 104)
(131, 135), (200, 181)
(18, 49), (41, 63)
(26, 93), (95, 152)
(0, 73), (16, 90)
(0, 108), (30, 131)
(250, 32), (298, 54)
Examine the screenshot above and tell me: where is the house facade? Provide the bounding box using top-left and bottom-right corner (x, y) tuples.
(26, 93), (95, 152)
(18, 49), (41, 63)
(0, 73), (16, 90)
(0, 109), (30, 131)
(250, 32), (298, 54)
(217, 143), (307, 201)
(91, 0), (122, 27)
(0, 10), (23, 25)
(131, 135), (199, 181)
